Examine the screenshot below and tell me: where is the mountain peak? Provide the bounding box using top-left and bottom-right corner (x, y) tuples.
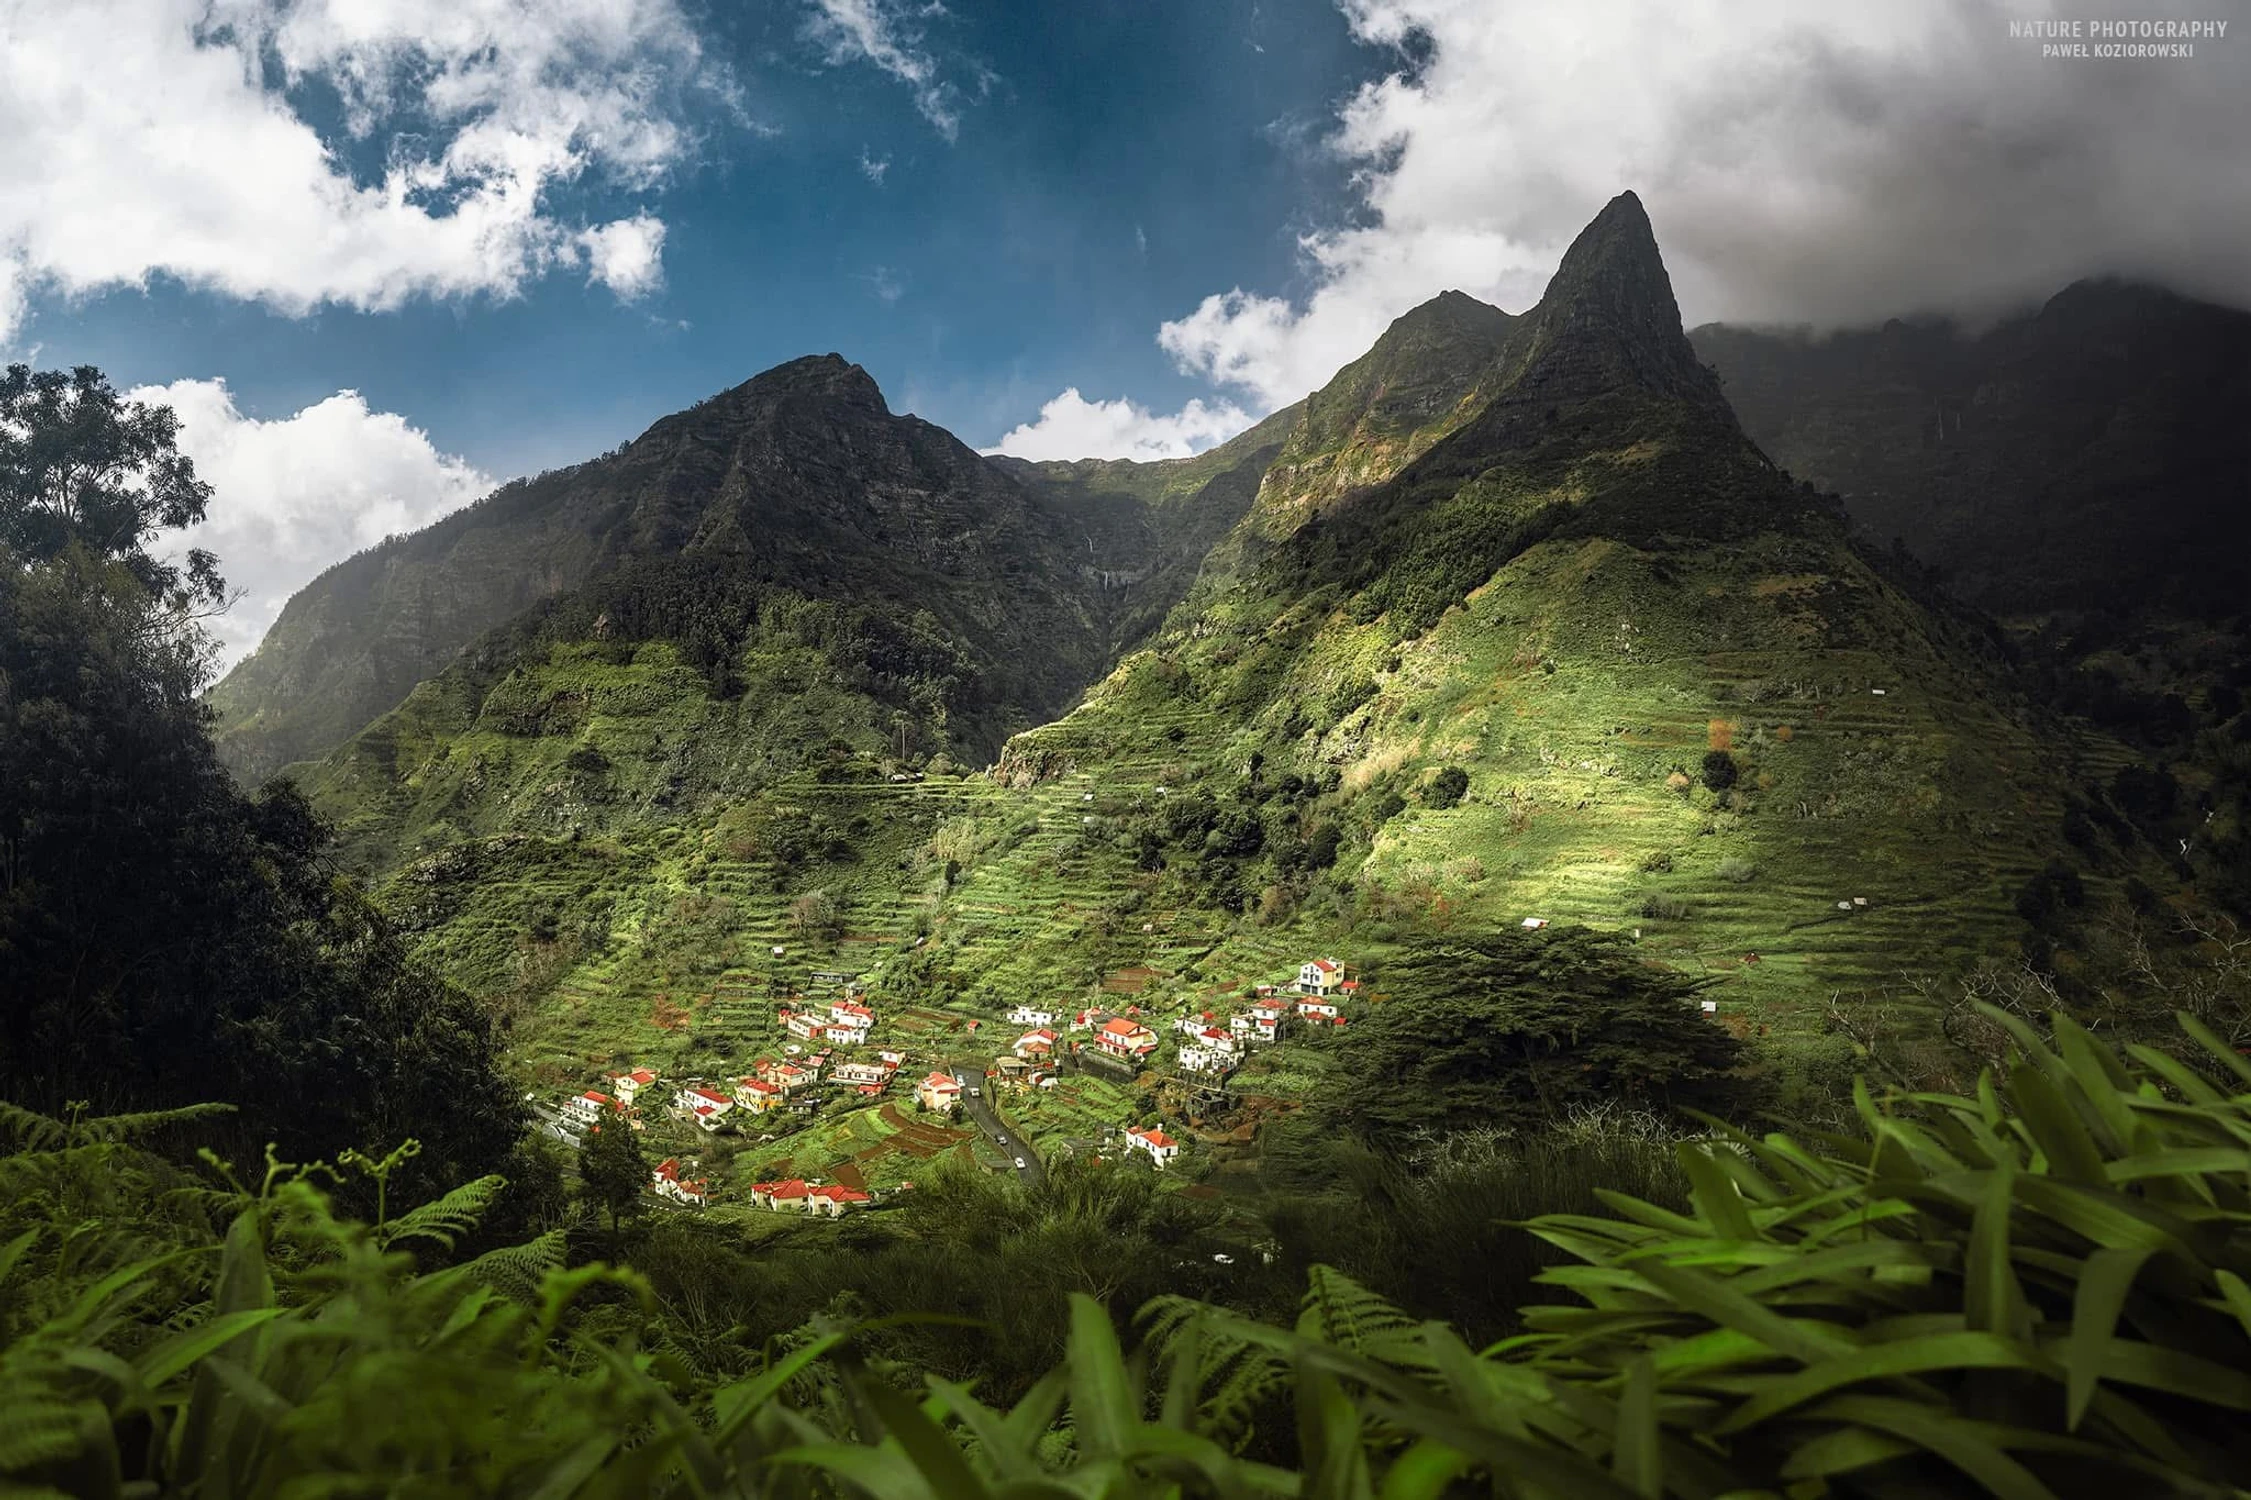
(726, 352), (889, 414)
(1512, 190), (1724, 410)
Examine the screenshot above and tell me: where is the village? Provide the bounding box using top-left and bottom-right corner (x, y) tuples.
(547, 954), (1375, 1214)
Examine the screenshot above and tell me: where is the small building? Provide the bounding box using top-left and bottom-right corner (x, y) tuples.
(1126, 1126), (1179, 1169)
(1296, 958), (1344, 996)
(675, 1086), (734, 1132)
(734, 1077), (784, 1113)
(1297, 998), (1340, 1020)
(609, 1068), (658, 1104)
(652, 1159), (709, 1206)
(1095, 1017), (1159, 1059)
(785, 1012), (825, 1041)
(568, 1090), (615, 1121)
(748, 1178), (811, 1211)
(806, 1183), (875, 1217)
(1521, 917), (1549, 931)
(1007, 1005), (1056, 1028)
(1014, 1027), (1058, 1059)
(831, 1060), (891, 1089)
(916, 1071), (963, 1112)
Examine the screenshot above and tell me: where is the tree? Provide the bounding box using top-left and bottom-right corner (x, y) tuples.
(0, 363), (222, 608)
(1423, 766), (1469, 809)
(579, 1114), (649, 1232)
(0, 364), (520, 1203)
(1316, 931), (1751, 1139)
(1699, 749), (1738, 791)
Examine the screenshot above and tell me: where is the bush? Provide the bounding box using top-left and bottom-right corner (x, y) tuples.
(1714, 855), (1757, 883)
(1699, 749), (1739, 791)
(1639, 891), (1693, 920)
(1423, 766), (1470, 809)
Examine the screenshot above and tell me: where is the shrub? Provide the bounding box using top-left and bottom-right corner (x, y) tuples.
(1639, 891), (1692, 920)
(1640, 849), (1675, 873)
(1700, 749), (1739, 791)
(1714, 855), (1757, 883)
(1423, 766), (1470, 809)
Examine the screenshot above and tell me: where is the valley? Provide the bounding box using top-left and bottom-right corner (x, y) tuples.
(195, 191), (2227, 1212)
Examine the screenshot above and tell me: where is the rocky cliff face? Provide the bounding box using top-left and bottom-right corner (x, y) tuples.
(1691, 281), (2251, 618)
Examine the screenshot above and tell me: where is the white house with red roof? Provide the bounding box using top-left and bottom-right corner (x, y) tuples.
(748, 1177), (811, 1211)
(609, 1068), (659, 1104)
(568, 1089), (616, 1121)
(652, 1158), (709, 1206)
(1126, 1126), (1179, 1168)
(1068, 1008), (1105, 1032)
(1095, 1017), (1158, 1059)
(916, 1071), (963, 1112)
(1296, 958), (1344, 996)
(1297, 997), (1340, 1020)
(805, 1183), (875, 1217)
(1014, 1027), (1057, 1059)
(785, 1011), (824, 1041)
(674, 1085), (734, 1132)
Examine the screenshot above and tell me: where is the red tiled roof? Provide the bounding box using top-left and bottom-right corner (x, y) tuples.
(808, 1184), (873, 1204)
(654, 1159), (681, 1180)
(754, 1178), (810, 1199)
(1130, 1127), (1176, 1150)
(581, 1090), (612, 1104)
(1312, 958), (1339, 973)
(689, 1087), (730, 1105)
(922, 1071), (959, 1089)
(738, 1078), (780, 1096)
(1101, 1017), (1142, 1036)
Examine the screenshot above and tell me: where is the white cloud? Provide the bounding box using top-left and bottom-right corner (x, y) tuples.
(864, 265), (905, 304)
(133, 378), (494, 669)
(986, 389), (1254, 463)
(859, 148), (892, 184)
(808, 0), (966, 140)
(0, 0), (729, 341)
(578, 215), (668, 298)
(1004, 0), (2251, 450)
(1155, 0), (2251, 411)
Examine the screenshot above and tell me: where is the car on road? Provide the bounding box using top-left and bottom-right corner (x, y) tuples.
(1014, 1157), (1027, 1169)
(968, 1087), (981, 1097)
(995, 1134), (1008, 1144)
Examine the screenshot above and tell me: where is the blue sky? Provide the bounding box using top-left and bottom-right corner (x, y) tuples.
(33, 0), (1384, 478)
(3, 0), (2243, 665)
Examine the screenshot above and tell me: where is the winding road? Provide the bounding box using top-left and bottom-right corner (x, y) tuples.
(950, 1064), (1046, 1184)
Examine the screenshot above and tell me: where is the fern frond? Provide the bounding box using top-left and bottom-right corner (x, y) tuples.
(450, 1231), (567, 1307)
(375, 1175), (505, 1252)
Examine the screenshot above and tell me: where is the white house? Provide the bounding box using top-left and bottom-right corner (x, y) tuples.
(675, 1086), (734, 1132)
(1007, 1005), (1056, 1028)
(609, 1068), (658, 1104)
(1179, 1044), (1234, 1075)
(1126, 1126), (1180, 1169)
(785, 1012), (825, 1041)
(831, 1060), (890, 1088)
(1296, 958), (1344, 996)
(1014, 1027), (1058, 1059)
(1095, 1017), (1159, 1059)
(652, 1159), (709, 1206)
(568, 1090), (615, 1121)
(916, 1071), (963, 1112)
(1297, 998), (1340, 1020)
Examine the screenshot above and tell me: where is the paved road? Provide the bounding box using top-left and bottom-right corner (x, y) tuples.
(951, 1065), (1045, 1185)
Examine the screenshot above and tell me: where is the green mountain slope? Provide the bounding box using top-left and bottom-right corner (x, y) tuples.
(288, 193), (2087, 1118)
(210, 359), (1296, 783)
(980, 192), (2074, 1027)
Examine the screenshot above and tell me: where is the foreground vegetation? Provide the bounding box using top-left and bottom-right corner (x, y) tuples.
(8, 1008), (2251, 1498)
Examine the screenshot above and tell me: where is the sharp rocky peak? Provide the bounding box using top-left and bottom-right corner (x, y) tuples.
(1509, 190), (1727, 411)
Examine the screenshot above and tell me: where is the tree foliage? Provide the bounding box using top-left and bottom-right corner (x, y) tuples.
(1314, 931), (1751, 1140)
(0, 365), (519, 1201)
